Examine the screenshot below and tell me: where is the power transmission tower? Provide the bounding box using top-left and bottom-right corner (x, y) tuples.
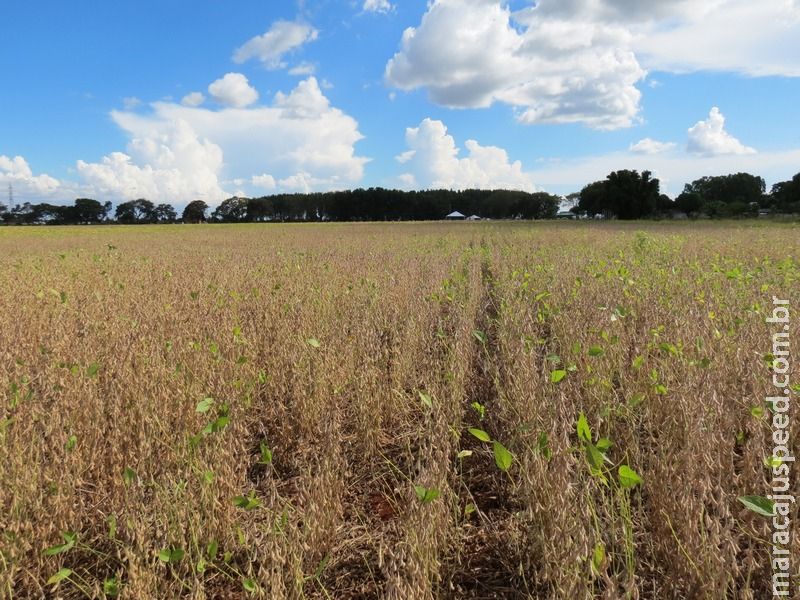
(7, 183), (13, 210)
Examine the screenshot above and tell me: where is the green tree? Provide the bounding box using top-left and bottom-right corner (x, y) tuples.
(683, 173), (765, 213)
(211, 197), (249, 222)
(74, 198), (111, 224)
(246, 197), (274, 222)
(155, 203), (177, 223)
(578, 170), (660, 219)
(675, 191), (704, 215)
(182, 200), (209, 223)
(115, 199), (157, 224)
(770, 172), (800, 213)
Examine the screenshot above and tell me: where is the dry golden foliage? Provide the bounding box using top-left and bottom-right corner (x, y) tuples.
(0, 221), (798, 599)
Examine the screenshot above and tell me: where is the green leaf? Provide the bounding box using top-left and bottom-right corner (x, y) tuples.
(243, 578), (257, 593)
(207, 539), (219, 560)
(492, 441), (513, 472)
(576, 412), (592, 442)
(233, 492), (261, 511)
(585, 443), (605, 471)
(473, 330), (487, 344)
(596, 438), (613, 453)
(457, 449), (473, 459)
(632, 355), (644, 369)
(158, 548), (185, 563)
(418, 390), (433, 409)
(123, 467), (137, 486)
(414, 485), (440, 503)
(306, 338), (320, 348)
(627, 392), (646, 409)
(658, 342), (679, 356)
(102, 516), (115, 543)
(592, 542), (605, 572)
(551, 370), (567, 383)
(86, 362), (100, 377)
(43, 531), (77, 556)
(587, 345), (604, 357)
(103, 577), (119, 596)
(618, 465), (643, 488)
(536, 431), (551, 460)
(195, 397), (214, 413)
(468, 428), (491, 443)
(738, 495), (775, 517)
(749, 406), (763, 419)
(47, 568), (72, 585)
(306, 553), (330, 581)
(258, 444), (272, 466)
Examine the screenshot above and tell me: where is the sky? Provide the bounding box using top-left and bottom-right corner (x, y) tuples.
(2, 0), (800, 208)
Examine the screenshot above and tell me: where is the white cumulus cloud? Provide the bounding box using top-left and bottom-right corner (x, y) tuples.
(208, 73), (259, 108)
(363, 0), (393, 13)
(385, 0), (647, 130)
(629, 138), (678, 154)
(76, 118), (227, 204)
(633, 0), (800, 77)
(0, 155), (63, 200)
(181, 92), (206, 107)
(233, 20), (319, 69)
(251, 174), (276, 189)
(396, 118), (537, 191)
(686, 107), (756, 156)
(385, 0), (800, 129)
(74, 77), (368, 205)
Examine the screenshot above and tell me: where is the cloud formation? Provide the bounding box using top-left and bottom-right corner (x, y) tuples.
(396, 118), (537, 191)
(385, 0), (800, 129)
(633, 0), (800, 77)
(385, 0), (647, 129)
(363, 0), (393, 13)
(76, 119), (227, 204)
(0, 155), (62, 200)
(233, 20), (319, 69)
(687, 107), (756, 156)
(629, 138), (678, 154)
(74, 77), (367, 204)
(208, 73), (259, 108)
(181, 92), (206, 108)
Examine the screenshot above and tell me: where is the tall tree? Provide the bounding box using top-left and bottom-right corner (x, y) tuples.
(155, 203), (177, 223)
(578, 170), (660, 219)
(212, 197), (249, 222)
(770, 172), (800, 213)
(182, 200), (209, 223)
(115, 199), (157, 224)
(74, 198), (110, 223)
(683, 173), (765, 207)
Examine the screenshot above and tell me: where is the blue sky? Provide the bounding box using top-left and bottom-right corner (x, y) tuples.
(2, 0), (800, 208)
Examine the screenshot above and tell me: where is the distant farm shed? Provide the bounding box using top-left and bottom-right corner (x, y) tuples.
(445, 211), (466, 220)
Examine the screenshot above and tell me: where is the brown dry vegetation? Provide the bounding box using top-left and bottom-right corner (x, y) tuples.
(0, 221), (798, 599)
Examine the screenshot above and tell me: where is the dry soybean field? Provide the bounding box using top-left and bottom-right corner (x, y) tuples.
(1, 221), (798, 599)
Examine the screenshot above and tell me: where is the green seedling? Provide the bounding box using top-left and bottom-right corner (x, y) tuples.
(414, 485), (440, 504)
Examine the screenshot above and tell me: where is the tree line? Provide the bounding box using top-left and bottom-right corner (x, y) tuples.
(576, 170), (800, 219)
(2, 170), (798, 225)
(0, 188), (560, 225)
